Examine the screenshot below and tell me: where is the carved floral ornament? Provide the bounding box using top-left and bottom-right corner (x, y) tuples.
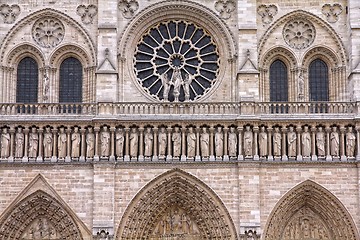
(0, 4), (20, 24)
(76, 4), (97, 24)
(32, 17), (65, 48)
(257, 4), (278, 24)
(118, 0), (139, 19)
(283, 18), (315, 50)
(322, 3), (342, 23)
(214, 0), (236, 19)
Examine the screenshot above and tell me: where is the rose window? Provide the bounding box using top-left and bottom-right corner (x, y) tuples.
(134, 20), (220, 102)
(32, 17), (65, 48)
(283, 19), (315, 50)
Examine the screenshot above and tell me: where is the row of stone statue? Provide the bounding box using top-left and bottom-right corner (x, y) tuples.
(0, 125), (357, 161)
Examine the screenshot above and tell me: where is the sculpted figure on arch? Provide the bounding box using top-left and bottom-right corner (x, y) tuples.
(330, 126), (339, 157)
(1, 128), (10, 158)
(273, 127), (282, 157)
(172, 127), (181, 158)
(200, 127), (209, 158)
(29, 127), (39, 158)
(144, 127), (153, 157)
(43, 127), (53, 158)
(15, 127), (24, 158)
(215, 126), (224, 158)
(187, 127), (196, 158)
(346, 126), (356, 158)
(259, 126), (267, 157)
(287, 126), (297, 157)
(86, 127), (95, 158)
(228, 127), (237, 157)
(316, 127), (325, 156)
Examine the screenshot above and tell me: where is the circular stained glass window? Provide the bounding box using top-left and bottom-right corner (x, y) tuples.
(134, 20), (220, 102)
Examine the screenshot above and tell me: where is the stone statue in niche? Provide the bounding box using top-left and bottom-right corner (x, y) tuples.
(130, 128), (138, 158)
(287, 126), (297, 157)
(43, 70), (50, 101)
(43, 127), (53, 158)
(58, 127), (67, 158)
(29, 127), (39, 158)
(71, 127), (81, 158)
(161, 73), (171, 101)
(346, 126), (356, 158)
(200, 127), (210, 158)
(15, 127), (24, 158)
(302, 126), (311, 157)
(158, 127), (167, 158)
(273, 127), (282, 156)
(259, 126), (267, 157)
(1, 128), (10, 158)
(298, 71), (304, 100)
(116, 128), (125, 158)
(86, 128), (95, 158)
(183, 73), (193, 101)
(330, 126), (339, 157)
(316, 127), (325, 156)
(172, 127), (181, 158)
(144, 127), (153, 157)
(215, 126), (224, 158)
(244, 126), (253, 156)
(172, 67), (182, 101)
(228, 127), (237, 157)
(187, 127), (196, 158)
(100, 126), (110, 157)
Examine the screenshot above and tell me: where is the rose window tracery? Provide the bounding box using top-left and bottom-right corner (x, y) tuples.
(32, 17), (65, 48)
(283, 18), (315, 50)
(134, 20), (220, 102)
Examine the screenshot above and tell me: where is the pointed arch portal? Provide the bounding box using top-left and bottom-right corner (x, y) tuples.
(116, 168), (238, 239)
(264, 180), (359, 240)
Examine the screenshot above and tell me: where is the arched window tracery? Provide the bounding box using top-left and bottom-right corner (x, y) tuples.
(269, 60), (288, 102)
(16, 57), (39, 103)
(59, 57), (83, 103)
(308, 59), (329, 102)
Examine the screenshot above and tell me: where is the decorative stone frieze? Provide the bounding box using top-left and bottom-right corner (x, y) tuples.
(214, 0), (236, 19)
(283, 18), (315, 49)
(322, 3), (342, 23)
(118, 0), (139, 19)
(76, 4), (97, 24)
(32, 17), (65, 48)
(0, 4), (20, 24)
(257, 4), (278, 24)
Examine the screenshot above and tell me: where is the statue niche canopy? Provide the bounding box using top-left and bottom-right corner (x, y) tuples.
(134, 20), (220, 102)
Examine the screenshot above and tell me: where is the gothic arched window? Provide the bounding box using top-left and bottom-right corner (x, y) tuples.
(16, 57), (39, 103)
(59, 57), (83, 103)
(270, 60), (288, 102)
(309, 59), (329, 101)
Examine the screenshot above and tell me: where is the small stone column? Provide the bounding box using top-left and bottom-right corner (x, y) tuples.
(340, 126), (347, 161)
(181, 127), (186, 161)
(296, 126), (302, 161)
(267, 128), (273, 161)
(195, 127), (201, 161)
(237, 126), (243, 160)
(281, 127), (288, 161)
(94, 127), (100, 161)
(36, 128), (43, 162)
(9, 127), (14, 162)
(110, 127), (116, 161)
(311, 127), (317, 161)
(22, 127), (29, 162)
(209, 126), (215, 161)
(51, 128), (57, 162)
(166, 127), (172, 161)
(152, 127), (158, 161)
(80, 128), (86, 162)
(325, 126), (332, 161)
(124, 128), (130, 161)
(65, 128), (71, 162)
(138, 127), (144, 161)
(223, 127), (229, 161)
(253, 126), (259, 161)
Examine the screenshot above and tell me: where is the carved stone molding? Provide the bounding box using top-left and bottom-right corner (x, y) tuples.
(322, 3), (342, 23)
(76, 4), (98, 24)
(257, 4), (277, 24)
(283, 18), (315, 50)
(32, 17), (65, 48)
(118, 0), (139, 19)
(0, 4), (20, 24)
(214, 0), (236, 19)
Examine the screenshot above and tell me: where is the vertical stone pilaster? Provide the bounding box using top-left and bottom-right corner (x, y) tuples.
(166, 127), (172, 161)
(124, 128), (130, 161)
(210, 126), (215, 161)
(195, 127), (201, 161)
(296, 126), (302, 161)
(110, 127), (115, 161)
(311, 127), (317, 161)
(325, 126), (332, 161)
(340, 126), (347, 161)
(51, 128), (57, 162)
(94, 127), (100, 161)
(267, 128), (273, 161)
(253, 126), (259, 161)
(22, 127), (29, 162)
(152, 127), (158, 161)
(80, 128), (86, 162)
(138, 127), (144, 161)
(36, 128), (43, 162)
(181, 127), (186, 161)
(281, 127), (288, 161)
(238, 127), (243, 160)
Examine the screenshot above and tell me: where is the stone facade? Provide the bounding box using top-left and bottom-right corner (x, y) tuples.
(0, 0), (360, 239)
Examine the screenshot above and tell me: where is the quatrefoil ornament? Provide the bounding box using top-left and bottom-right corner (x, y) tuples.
(322, 3), (342, 23)
(118, 0), (139, 19)
(257, 4), (278, 24)
(214, 0), (236, 19)
(76, 5), (97, 24)
(0, 4), (20, 24)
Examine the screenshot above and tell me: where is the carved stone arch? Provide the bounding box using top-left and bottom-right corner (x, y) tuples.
(0, 174), (91, 239)
(49, 44), (92, 68)
(302, 45), (339, 68)
(6, 43), (45, 67)
(116, 168), (238, 239)
(263, 180), (359, 240)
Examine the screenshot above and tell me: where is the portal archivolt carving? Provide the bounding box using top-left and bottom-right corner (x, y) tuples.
(264, 180), (359, 240)
(0, 190), (83, 240)
(116, 168), (238, 239)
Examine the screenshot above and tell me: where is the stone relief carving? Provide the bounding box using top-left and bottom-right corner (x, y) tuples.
(200, 127), (210, 158)
(44, 127), (53, 158)
(257, 4), (278, 24)
(214, 0), (236, 19)
(130, 128), (138, 158)
(58, 127), (67, 159)
(118, 0), (139, 19)
(15, 127), (24, 158)
(71, 127), (81, 158)
(116, 128), (125, 158)
(244, 126), (253, 157)
(76, 4), (97, 24)
(215, 126), (224, 158)
(172, 127), (181, 158)
(86, 128), (95, 158)
(302, 126), (311, 157)
(287, 126), (297, 157)
(273, 127), (282, 157)
(322, 3), (342, 23)
(32, 17), (65, 48)
(187, 127), (196, 158)
(158, 127), (167, 158)
(1, 128), (10, 158)
(21, 217), (59, 239)
(259, 126), (267, 157)
(29, 127), (39, 158)
(100, 126), (110, 157)
(228, 127), (237, 157)
(240, 229), (260, 240)
(0, 4), (20, 24)
(283, 18), (315, 49)
(144, 127), (153, 157)
(330, 126), (339, 157)
(346, 126), (356, 158)
(316, 127), (325, 156)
